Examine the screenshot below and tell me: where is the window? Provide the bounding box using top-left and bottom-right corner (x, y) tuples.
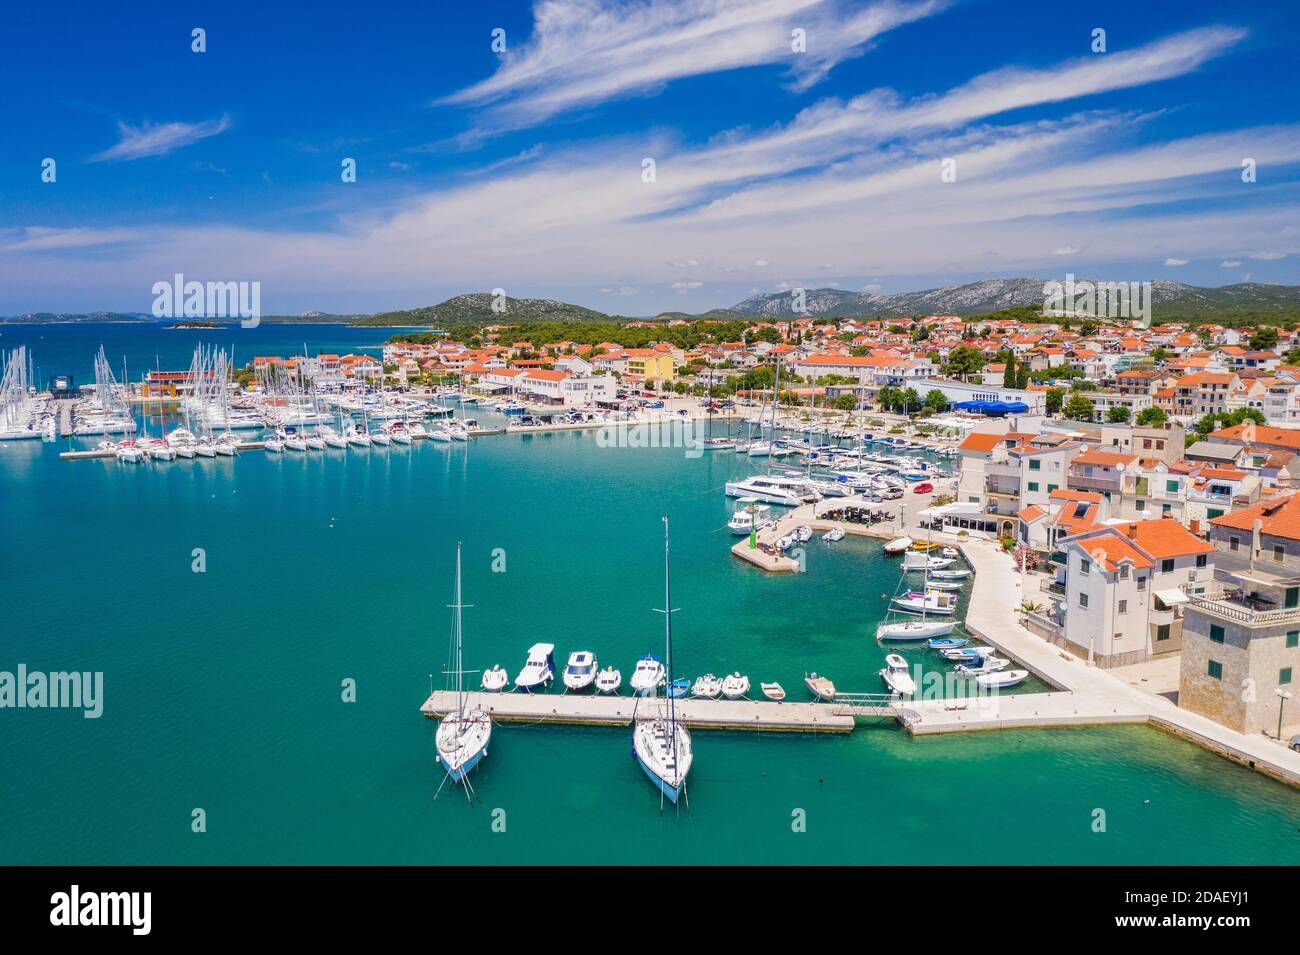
(1079, 593), (1089, 608)
(1166, 479), (1179, 493)
(1029, 459), (1041, 471)
(1119, 564), (1130, 580)
(1288, 588), (1299, 610)
(1156, 624), (1170, 641)
(1118, 600), (1128, 614)
(1161, 558), (1174, 574)
(1281, 668), (1293, 686)
(1230, 536), (1240, 552)
(1275, 545), (1286, 563)
(1079, 557), (1090, 575)
(1208, 660), (1223, 680)
(1137, 576), (1147, 591)
(1196, 554), (1207, 569)
(1028, 482), (1039, 493)
(1162, 504), (1173, 516)
(1048, 484), (1058, 494)
(1210, 624), (1225, 644)
(1136, 500), (1146, 512)
(1287, 631), (1299, 649)
(1207, 508), (1223, 519)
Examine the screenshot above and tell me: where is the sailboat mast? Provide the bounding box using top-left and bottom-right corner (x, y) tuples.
(455, 543), (464, 711)
(662, 515), (675, 732)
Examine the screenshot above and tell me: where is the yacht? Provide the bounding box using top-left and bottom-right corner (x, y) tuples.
(435, 546), (493, 786)
(724, 475), (819, 507)
(631, 516), (693, 805)
(514, 643), (555, 693)
(319, 425), (347, 449)
(880, 654), (917, 697)
(562, 651), (598, 692)
(728, 498), (774, 535)
(892, 589), (959, 616)
(629, 655), (666, 695)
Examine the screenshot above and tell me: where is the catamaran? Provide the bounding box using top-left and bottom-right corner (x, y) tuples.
(631, 516), (693, 806)
(434, 544), (492, 786)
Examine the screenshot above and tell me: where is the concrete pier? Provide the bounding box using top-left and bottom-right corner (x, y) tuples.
(420, 690), (855, 733)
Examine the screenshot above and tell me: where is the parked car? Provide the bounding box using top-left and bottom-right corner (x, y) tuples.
(913, 482), (934, 494)
(1289, 734), (1300, 753)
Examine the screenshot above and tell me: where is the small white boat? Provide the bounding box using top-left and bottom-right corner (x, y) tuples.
(941, 547), (959, 558)
(955, 657), (1010, 675)
(562, 651), (598, 692)
(480, 665), (509, 692)
(629, 655), (666, 695)
(804, 672), (836, 700)
(880, 653), (917, 697)
(776, 535), (794, 551)
(883, 536), (913, 555)
(821, 526), (845, 543)
(691, 674), (723, 699)
(794, 525), (813, 543)
(262, 435), (284, 454)
(514, 643), (555, 693)
(892, 589), (958, 616)
(728, 498), (774, 536)
(370, 431), (393, 446)
(595, 666), (623, 694)
(976, 669), (1028, 689)
(926, 579), (964, 591)
(720, 672), (750, 699)
(902, 552), (955, 572)
(760, 682), (786, 702)
(941, 645), (994, 661)
(876, 618), (958, 641)
(930, 568), (971, 580)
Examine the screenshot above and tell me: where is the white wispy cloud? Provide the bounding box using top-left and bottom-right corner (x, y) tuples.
(90, 115), (231, 162)
(1164, 257), (1188, 266)
(1220, 259), (1242, 267)
(442, 0), (946, 132)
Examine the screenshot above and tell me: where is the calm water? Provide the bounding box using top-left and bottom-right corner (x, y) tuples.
(1, 325), (1298, 865)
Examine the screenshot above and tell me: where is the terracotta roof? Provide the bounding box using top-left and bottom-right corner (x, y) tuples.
(1073, 449), (1138, 467)
(1073, 532), (1154, 571)
(1111, 518), (1214, 558)
(1212, 424), (1300, 450)
(1018, 505), (1046, 522)
(958, 432), (1007, 452)
(1049, 489), (1103, 503)
(1210, 493), (1300, 539)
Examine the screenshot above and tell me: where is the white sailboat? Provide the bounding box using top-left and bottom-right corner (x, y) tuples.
(434, 544), (492, 787)
(632, 516), (693, 806)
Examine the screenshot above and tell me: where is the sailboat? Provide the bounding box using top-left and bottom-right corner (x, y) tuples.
(631, 516), (693, 806)
(434, 544), (492, 786)
(876, 543), (960, 641)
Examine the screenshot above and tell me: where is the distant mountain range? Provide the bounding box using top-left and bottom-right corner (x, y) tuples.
(6, 279), (1300, 326)
(730, 278), (1300, 318)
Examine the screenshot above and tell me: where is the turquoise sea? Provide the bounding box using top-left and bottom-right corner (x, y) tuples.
(1, 325), (1298, 865)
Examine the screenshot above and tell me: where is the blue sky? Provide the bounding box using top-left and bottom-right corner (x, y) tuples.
(1, 0), (1299, 315)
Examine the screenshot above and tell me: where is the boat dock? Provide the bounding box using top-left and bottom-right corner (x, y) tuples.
(420, 690), (856, 733)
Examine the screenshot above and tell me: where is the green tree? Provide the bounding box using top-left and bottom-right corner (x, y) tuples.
(1106, 405), (1131, 423)
(1249, 326), (1279, 351)
(922, 389), (949, 415)
(1045, 387), (1065, 415)
(1002, 351), (1018, 388)
(1135, 406), (1167, 427)
(1063, 393), (1095, 420)
(834, 393), (858, 411)
(942, 345), (987, 380)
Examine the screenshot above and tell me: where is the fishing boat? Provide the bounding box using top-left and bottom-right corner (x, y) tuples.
(941, 646), (994, 662)
(976, 669), (1028, 689)
(880, 654), (917, 697)
(562, 651), (598, 692)
(595, 666), (623, 694)
(434, 544), (492, 786)
(629, 654), (666, 695)
(667, 678), (690, 699)
(514, 643), (555, 693)
(930, 568), (971, 580)
(883, 536), (913, 555)
(480, 665), (509, 692)
(720, 672), (750, 699)
(760, 682), (786, 702)
(804, 672), (836, 700)
(927, 636), (969, 651)
(728, 498), (774, 535)
(631, 516), (693, 805)
(955, 657), (1010, 676)
(926, 579), (964, 592)
(892, 589), (959, 615)
(821, 526), (845, 542)
(690, 674), (722, 699)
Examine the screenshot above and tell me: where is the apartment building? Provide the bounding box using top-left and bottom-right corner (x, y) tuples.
(1179, 495), (1300, 737)
(1171, 371), (1239, 419)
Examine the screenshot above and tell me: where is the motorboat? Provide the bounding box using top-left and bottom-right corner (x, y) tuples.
(480, 665), (509, 692)
(876, 617), (958, 641)
(941, 547), (959, 558)
(926, 579), (964, 592)
(794, 525), (813, 543)
(930, 568), (971, 580)
(728, 498), (774, 536)
(690, 674), (722, 699)
(941, 646), (994, 662)
(821, 526), (845, 542)
(880, 654), (917, 697)
(514, 643), (555, 693)
(760, 682), (786, 702)
(562, 651), (598, 692)
(956, 657), (1010, 676)
(892, 589), (959, 616)
(927, 636), (969, 651)
(883, 536), (913, 555)
(629, 655), (667, 695)
(804, 672), (836, 700)
(776, 534), (794, 552)
(720, 673), (750, 699)
(595, 666), (623, 694)
(902, 551), (955, 572)
(976, 669), (1028, 690)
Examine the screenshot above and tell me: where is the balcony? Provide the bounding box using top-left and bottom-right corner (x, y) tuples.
(1184, 590), (1300, 627)
(1067, 473), (1122, 494)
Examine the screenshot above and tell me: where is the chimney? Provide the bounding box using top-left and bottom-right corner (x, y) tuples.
(1252, 518), (1263, 568)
